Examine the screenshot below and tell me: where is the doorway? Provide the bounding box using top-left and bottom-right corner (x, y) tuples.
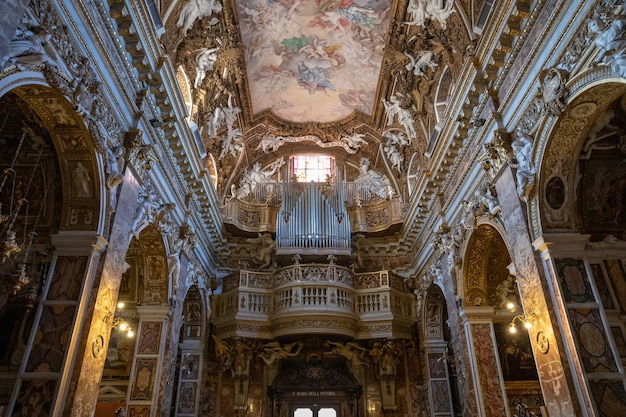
(294, 406), (338, 417)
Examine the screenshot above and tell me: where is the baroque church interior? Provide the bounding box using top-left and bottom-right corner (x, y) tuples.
(2, 0), (626, 416)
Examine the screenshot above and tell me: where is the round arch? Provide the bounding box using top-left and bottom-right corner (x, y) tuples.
(0, 77), (104, 234)
(530, 68), (626, 239)
(461, 222), (513, 308)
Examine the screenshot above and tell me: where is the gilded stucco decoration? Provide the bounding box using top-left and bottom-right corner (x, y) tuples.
(463, 224), (507, 307)
(538, 82), (626, 233)
(2, 0), (125, 166)
(10, 86), (101, 231)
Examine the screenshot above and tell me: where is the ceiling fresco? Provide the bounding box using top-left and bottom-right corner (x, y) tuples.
(237, 0), (392, 123)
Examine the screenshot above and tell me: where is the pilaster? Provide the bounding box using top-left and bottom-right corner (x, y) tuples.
(460, 306), (508, 417)
(495, 166), (582, 417)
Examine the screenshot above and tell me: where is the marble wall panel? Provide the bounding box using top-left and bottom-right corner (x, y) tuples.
(180, 353), (200, 380)
(26, 305), (76, 372)
(555, 258), (595, 303)
(604, 260), (626, 311)
(10, 378), (56, 417)
(137, 322), (162, 354)
(472, 323), (507, 416)
(587, 379), (626, 416)
(47, 256), (88, 300)
(176, 381), (197, 414)
(568, 308), (617, 373)
(431, 380), (451, 413)
(428, 353), (446, 378)
(590, 263), (615, 309)
(610, 327), (626, 359)
(130, 358), (157, 400)
(127, 405), (151, 417)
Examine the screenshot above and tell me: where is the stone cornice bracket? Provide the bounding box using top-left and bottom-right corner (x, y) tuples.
(125, 128), (157, 179)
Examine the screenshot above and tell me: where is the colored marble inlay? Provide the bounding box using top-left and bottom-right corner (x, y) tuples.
(131, 358), (157, 400)
(568, 308), (617, 373)
(590, 263), (614, 309)
(428, 352), (446, 378)
(588, 379), (626, 416)
(138, 322), (162, 354)
(431, 380), (451, 412)
(472, 323), (507, 416)
(177, 381), (197, 414)
(48, 256), (88, 300)
(27, 305), (76, 372)
(604, 260), (626, 311)
(128, 406), (151, 417)
(11, 378), (57, 417)
(555, 258), (595, 303)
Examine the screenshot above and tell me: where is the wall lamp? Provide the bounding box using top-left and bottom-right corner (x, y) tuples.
(508, 309), (537, 334)
(104, 302), (134, 337)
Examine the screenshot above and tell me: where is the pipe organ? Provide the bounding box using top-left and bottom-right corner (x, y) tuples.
(276, 167), (351, 257)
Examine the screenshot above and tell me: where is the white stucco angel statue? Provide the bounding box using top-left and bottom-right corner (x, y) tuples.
(404, 50), (438, 77)
(405, 0), (455, 29)
(194, 47), (219, 88)
(177, 0), (223, 36)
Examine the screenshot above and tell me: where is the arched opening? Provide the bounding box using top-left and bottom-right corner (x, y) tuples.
(535, 79), (626, 412)
(0, 90), (63, 411)
(172, 285), (205, 415)
(463, 223), (543, 414)
(423, 284), (456, 416)
(96, 224), (168, 415)
(0, 82), (102, 416)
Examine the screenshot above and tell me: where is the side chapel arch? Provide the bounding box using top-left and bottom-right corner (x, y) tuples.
(530, 69), (626, 238)
(0, 76), (106, 416)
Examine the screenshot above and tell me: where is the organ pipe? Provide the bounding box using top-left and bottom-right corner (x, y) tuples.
(277, 164), (350, 251)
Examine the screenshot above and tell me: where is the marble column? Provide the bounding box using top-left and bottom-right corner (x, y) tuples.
(460, 306), (508, 417)
(126, 305), (170, 417)
(7, 231), (106, 417)
(495, 167), (580, 416)
(67, 169), (140, 416)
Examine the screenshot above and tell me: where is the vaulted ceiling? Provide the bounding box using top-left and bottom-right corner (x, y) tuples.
(162, 0), (477, 205)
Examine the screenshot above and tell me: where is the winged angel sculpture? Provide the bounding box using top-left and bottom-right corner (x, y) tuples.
(177, 0), (223, 36)
(405, 0), (455, 29)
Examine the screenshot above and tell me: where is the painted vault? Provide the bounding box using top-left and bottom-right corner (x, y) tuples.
(237, 0), (392, 123)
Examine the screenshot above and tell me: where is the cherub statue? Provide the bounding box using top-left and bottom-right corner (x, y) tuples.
(194, 47), (219, 88)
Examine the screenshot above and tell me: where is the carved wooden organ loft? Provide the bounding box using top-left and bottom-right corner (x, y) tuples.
(215, 158), (414, 341)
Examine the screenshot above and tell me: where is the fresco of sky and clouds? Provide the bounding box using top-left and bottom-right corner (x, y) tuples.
(237, 0), (392, 123)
